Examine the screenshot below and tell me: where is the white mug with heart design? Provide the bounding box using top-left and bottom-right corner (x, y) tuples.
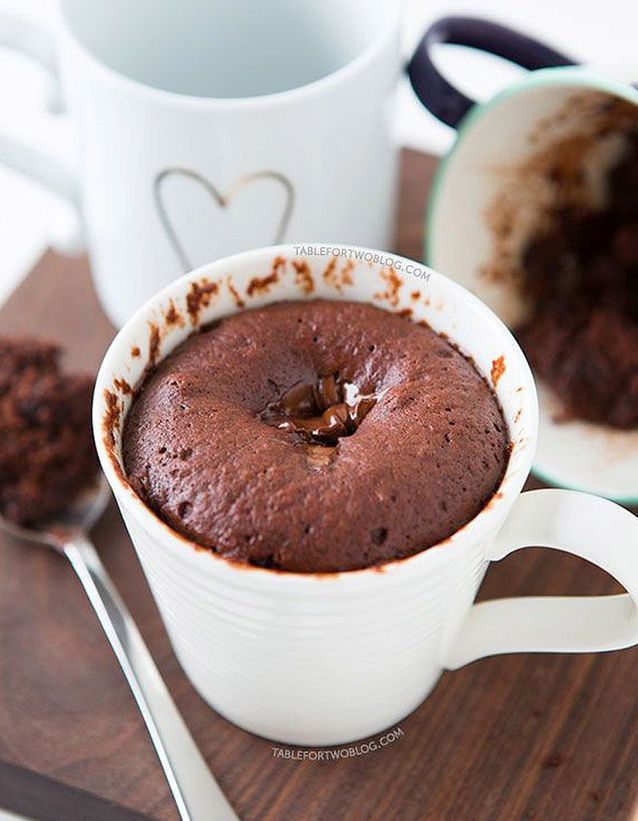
(0, 0), (435, 327)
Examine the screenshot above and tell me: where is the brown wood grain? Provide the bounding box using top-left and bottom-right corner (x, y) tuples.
(1, 149), (637, 820)
(0, 759), (150, 821)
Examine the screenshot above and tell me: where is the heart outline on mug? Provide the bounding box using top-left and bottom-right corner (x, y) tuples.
(153, 168), (296, 272)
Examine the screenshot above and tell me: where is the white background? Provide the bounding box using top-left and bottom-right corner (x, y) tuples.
(0, 0), (636, 306)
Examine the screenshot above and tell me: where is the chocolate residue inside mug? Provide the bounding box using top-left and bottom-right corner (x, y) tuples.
(483, 93), (638, 428)
(483, 94), (637, 288)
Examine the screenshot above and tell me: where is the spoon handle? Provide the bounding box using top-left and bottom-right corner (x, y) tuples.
(64, 535), (238, 821)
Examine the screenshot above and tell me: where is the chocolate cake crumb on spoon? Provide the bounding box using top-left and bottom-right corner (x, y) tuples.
(0, 337), (236, 821)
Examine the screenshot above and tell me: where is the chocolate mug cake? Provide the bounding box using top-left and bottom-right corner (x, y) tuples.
(123, 300), (509, 573)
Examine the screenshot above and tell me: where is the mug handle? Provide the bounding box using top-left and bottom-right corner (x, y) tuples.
(0, 12), (83, 252)
(445, 489), (638, 669)
(408, 16), (575, 129)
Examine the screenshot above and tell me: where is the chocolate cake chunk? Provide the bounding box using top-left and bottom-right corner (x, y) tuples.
(0, 338), (97, 525)
(516, 131), (638, 428)
(123, 300), (509, 573)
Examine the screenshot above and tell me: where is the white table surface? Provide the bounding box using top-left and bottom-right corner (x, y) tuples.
(0, 0), (635, 306)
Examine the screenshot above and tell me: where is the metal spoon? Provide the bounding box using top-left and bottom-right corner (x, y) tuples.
(0, 475), (238, 821)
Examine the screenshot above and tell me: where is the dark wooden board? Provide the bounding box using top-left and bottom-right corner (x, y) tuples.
(1, 150), (637, 820)
(0, 759), (149, 821)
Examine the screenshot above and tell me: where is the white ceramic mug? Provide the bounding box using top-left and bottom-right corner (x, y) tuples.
(1, 0), (436, 327)
(94, 244), (638, 746)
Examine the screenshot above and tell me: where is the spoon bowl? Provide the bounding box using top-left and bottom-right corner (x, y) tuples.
(0, 474), (111, 550)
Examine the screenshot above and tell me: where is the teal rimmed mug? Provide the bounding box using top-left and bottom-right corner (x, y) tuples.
(409, 16), (638, 503)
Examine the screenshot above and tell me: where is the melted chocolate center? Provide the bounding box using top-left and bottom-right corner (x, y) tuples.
(260, 373), (377, 446)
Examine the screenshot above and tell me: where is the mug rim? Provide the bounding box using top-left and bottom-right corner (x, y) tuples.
(93, 243), (539, 588)
(56, 0), (401, 109)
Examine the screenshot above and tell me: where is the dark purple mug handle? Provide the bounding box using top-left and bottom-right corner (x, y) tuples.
(408, 16), (575, 129)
